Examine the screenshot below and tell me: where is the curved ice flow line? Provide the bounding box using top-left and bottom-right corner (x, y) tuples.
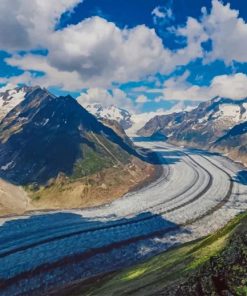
(0, 159), (235, 294)
(0, 147), (196, 249)
(0, 148), (212, 259)
(129, 151), (210, 216)
(0, 143), (243, 296)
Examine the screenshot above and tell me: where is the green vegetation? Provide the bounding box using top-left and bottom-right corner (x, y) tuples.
(68, 212), (247, 296)
(72, 144), (113, 179)
(95, 134), (130, 165)
(72, 135), (130, 180)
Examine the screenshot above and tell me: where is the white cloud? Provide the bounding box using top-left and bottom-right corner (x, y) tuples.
(4, 14), (204, 89)
(161, 72), (247, 101)
(164, 0), (247, 65)
(170, 17), (207, 68)
(210, 73), (247, 98)
(46, 17), (174, 87)
(5, 54), (84, 91)
(0, 0), (81, 50)
(76, 87), (135, 110)
(136, 95), (149, 104)
(152, 7), (166, 19)
(202, 0), (247, 63)
(152, 1), (174, 25)
(0, 71), (37, 87)
(0, 0), (209, 90)
(1, 0), (247, 108)
(3, 17), (175, 88)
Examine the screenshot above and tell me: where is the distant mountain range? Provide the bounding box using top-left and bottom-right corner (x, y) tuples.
(82, 101), (196, 136)
(138, 96), (247, 164)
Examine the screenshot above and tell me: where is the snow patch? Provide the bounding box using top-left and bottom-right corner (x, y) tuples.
(0, 88), (26, 120)
(217, 104), (241, 121)
(1, 161), (14, 171)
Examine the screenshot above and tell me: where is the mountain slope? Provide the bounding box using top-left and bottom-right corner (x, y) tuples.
(0, 87), (137, 185)
(0, 86), (157, 214)
(215, 121), (247, 150)
(213, 121), (247, 165)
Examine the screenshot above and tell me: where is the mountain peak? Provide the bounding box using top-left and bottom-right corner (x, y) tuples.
(81, 102), (133, 129)
(0, 90), (136, 185)
(0, 85), (56, 122)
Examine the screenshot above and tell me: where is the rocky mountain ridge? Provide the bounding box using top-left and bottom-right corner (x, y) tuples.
(0, 86), (137, 185)
(138, 96), (247, 164)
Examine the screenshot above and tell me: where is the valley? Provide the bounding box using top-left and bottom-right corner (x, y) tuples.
(0, 139), (246, 295)
(1, 1), (247, 295)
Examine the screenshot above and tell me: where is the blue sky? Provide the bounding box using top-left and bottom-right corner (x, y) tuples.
(1, 0), (247, 113)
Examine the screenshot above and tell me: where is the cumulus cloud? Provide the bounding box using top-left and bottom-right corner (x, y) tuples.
(1, 0), (247, 106)
(171, 17), (207, 68)
(0, 0), (81, 50)
(161, 72), (247, 101)
(210, 73), (247, 98)
(76, 88), (135, 110)
(47, 17), (174, 86)
(0, 0), (210, 90)
(202, 0), (247, 63)
(3, 18), (173, 88)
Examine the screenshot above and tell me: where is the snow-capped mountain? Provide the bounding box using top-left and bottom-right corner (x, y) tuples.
(138, 96), (247, 147)
(0, 86), (136, 185)
(0, 86), (29, 120)
(82, 103), (133, 130)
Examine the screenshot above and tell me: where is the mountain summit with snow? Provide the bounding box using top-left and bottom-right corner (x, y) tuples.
(0, 86), (30, 120)
(81, 103), (133, 129)
(138, 96), (247, 164)
(138, 96), (247, 144)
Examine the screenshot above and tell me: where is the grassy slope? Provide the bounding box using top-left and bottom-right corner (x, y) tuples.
(25, 133), (131, 200)
(67, 212), (247, 296)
